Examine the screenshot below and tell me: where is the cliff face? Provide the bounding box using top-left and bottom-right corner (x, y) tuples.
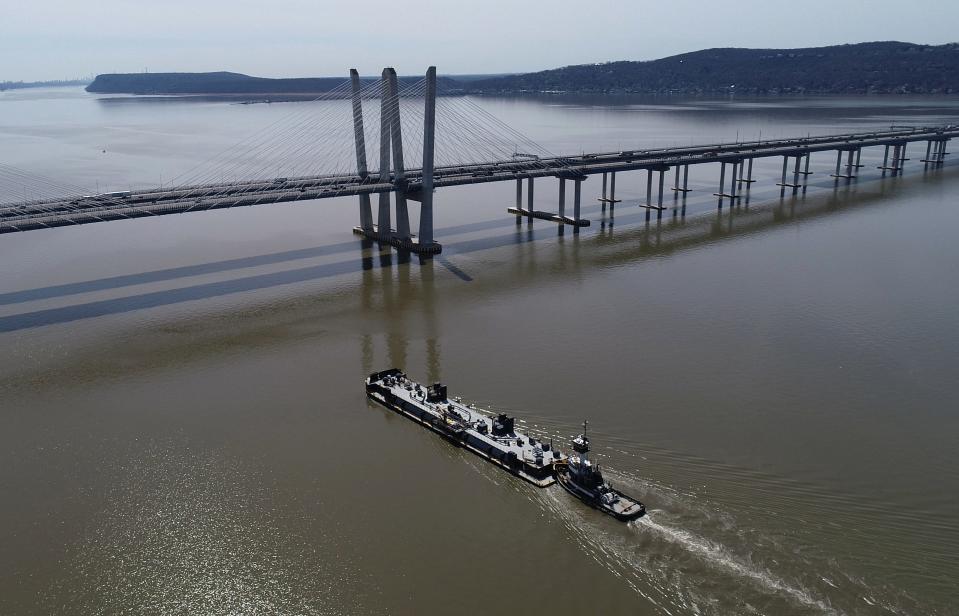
(471, 42), (959, 94)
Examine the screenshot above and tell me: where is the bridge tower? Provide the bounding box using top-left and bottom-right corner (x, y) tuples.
(351, 66), (440, 255)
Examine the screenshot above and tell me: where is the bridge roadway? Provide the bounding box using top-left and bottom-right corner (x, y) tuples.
(1, 125), (955, 234)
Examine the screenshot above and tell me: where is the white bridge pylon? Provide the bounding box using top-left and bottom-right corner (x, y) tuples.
(351, 66), (439, 254)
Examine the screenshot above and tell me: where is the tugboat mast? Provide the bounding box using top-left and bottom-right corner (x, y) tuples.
(582, 419), (589, 458)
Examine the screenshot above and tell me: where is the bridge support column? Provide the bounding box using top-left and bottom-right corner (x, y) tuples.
(573, 179), (582, 231)
(417, 66), (439, 253)
(349, 69), (373, 233)
(515, 178), (522, 223)
(657, 169), (665, 220)
(527, 177), (535, 223)
(511, 175), (588, 228)
(830, 150), (859, 184)
(729, 161), (738, 201)
(386, 68), (410, 240)
(376, 70), (392, 239)
(791, 156), (801, 194)
(899, 143), (908, 175)
(802, 153), (811, 193)
(558, 178), (566, 218)
(779, 156), (789, 197)
(931, 140), (943, 165)
(923, 140), (934, 167)
(716, 161), (727, 209)
(599, 172), (609, 213)
(609, 171), (617, 207)
(880, 145), (891, 175)
(645, 169), (653, 220)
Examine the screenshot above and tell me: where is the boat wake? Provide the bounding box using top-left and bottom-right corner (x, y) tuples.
(635, 516), (838, 614)
(534, 473), (840, 615)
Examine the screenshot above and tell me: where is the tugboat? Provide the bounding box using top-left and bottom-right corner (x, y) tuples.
(555, 421), (646, 522)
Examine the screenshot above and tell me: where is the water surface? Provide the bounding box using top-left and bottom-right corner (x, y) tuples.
(1, 88), (958, 615)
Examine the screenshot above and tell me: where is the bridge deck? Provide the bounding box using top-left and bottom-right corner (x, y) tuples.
(2, 126), (955, 234)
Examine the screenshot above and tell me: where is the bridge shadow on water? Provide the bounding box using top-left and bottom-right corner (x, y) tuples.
(0, 165), (951, 334)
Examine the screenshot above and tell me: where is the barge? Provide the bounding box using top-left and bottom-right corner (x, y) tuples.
(365, 369), (564, 487)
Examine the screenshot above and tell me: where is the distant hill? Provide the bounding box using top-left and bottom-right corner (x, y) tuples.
(470, 42), (959, 94)
(88, 72), (356, 95)
(85, 71), (459, 95)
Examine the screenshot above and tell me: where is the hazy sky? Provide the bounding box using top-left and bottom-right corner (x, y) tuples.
(3, 0), (957, 81)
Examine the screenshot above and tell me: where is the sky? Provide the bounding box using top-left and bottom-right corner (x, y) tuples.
(2, 0), (958, 81)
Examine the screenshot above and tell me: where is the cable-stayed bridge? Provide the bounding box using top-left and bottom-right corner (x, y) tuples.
(1, 66), (956, 254)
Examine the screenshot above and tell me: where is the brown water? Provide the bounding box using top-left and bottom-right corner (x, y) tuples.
(1, 88), (958, 615)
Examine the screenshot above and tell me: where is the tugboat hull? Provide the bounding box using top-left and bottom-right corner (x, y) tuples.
(556, 465), (646, 522)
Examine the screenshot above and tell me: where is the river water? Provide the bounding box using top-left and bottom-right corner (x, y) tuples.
(1, 88), (958, 615)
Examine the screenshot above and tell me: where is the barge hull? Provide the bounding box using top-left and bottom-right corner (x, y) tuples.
(366, 370), (559, 487)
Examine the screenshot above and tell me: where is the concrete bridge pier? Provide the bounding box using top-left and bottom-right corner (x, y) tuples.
(791, 156), (802, 194)
(515, 179), (523, 223)
(352, 66), (440, 254)
(670, 164), (691, 218)
(930, 139), (944, 165)
(773, 154), (803, 195)
(670, 164), (691, 194)
(657, 169), (665, 220)
(880, 144), (903, 175)
(715, 161), (728, 208)
(376, 70), (393, 240)
(528, 177), (535, 223)
(509, 175), (588, 227)
(831, 149), (857, 181)
(737, 157), (756, 189)
(558, 178), (566, 218)
(573, 179), (582, 233)
(715, 161), (741, 207)
(730, 161), (739, 201)
(600, 172), (607, 212)
(416, 66), (439, 253)
(597, 171), (619, 208)
(386, 68), (410, 241)
(645, 169), (653, 220)
(936, 138), (951, 164)
(349, 69), (373, 233)
(644, 168), (667, 221)
(778, 156), (789, 197)
(922, 140), (935, 167)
